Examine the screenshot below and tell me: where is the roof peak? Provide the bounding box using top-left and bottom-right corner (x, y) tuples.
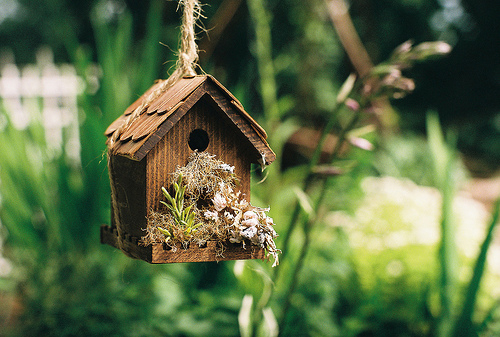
(105, 75), (275, 165)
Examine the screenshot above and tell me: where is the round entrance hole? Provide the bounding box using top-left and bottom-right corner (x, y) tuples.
(188, 129), (209, 152)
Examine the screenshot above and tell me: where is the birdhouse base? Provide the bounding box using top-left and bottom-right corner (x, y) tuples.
(100, 225), (265, 264)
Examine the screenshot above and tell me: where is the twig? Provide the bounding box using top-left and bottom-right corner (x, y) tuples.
(323, 0), (373, 77)
(272, 102), (342, 280)
(277, 111), (362, 332)
(275, 0), (377, 279)
(323, 0), (395, 130)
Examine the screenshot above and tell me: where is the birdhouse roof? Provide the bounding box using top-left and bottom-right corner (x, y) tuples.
(105, 75), (275, 165)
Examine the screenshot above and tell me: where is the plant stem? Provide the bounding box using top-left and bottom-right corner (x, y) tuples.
(451, 197), (500, 337)
(273, 96), (362, 277)
(277, 184), (326, 335)
(323, 0), (373, 77)
(427, 111), (459, 337)
(274, 103), (341, 268)
(274, 0), (377, 279)
(277, 111), (362, 332)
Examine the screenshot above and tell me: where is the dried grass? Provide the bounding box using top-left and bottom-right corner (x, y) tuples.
(140, 152), (280, 266)
(173, 152), (238, 202)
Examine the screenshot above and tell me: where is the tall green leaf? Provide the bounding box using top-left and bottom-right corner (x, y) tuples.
(427, 110), (459, 337)
(452, 198), (500, 337)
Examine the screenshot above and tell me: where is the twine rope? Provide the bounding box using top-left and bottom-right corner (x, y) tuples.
(108, 0), (201, 149)
(108, 0), (202, 250)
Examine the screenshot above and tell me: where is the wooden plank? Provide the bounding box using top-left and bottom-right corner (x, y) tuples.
(132, 84), (208, 161)
(132, 104), (181, 141)
(206, 75), (244, 108)
(230, 100), (268, 139)
(111, 137), (146, 159)
(119, 113), (150, 142)
(156, 76), (205, 114)
(124, 81), (163, 116)
(146, 76), (206, 115)
(146, 78), (188, 114)
(113, 85), (207, 161)
(145, 93), (254, 212)
(101, 225), (153, 262)
(109, 155), (147, 238)
(204, 84), (276, 165)
(151, 240), (265, 264)
(107, 75), (275, 166)
(156, 100), (183, 116)
(105, 114), (128, 136)
(110, 77), (204, 146)
(119, 109), (172, 142)
(100, 225), (265, 264)
(206, 75), (268, 139)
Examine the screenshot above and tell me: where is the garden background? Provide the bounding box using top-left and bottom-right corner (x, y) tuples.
(0, 0), (499, 336)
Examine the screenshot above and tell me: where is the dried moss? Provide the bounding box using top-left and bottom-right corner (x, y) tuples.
(140, 152), (280, 266)
(173, 152), (238, 202)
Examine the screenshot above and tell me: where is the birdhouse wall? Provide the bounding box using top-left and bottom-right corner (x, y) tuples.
(145, 94), (255, 213)
(109, 154), (147, 239)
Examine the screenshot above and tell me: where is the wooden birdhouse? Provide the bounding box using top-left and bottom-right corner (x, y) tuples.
(100, 75), (277, 264)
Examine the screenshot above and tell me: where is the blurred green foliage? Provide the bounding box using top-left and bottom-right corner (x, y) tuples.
(1, 0), (499, 336)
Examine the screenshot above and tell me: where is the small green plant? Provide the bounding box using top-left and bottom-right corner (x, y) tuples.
(159, 174), (202, 241)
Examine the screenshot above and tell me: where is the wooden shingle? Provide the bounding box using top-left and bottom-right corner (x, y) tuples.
(106, 75), (275, 165)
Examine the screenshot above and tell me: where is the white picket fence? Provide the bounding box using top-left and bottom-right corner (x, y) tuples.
(0, 48), (85, 161)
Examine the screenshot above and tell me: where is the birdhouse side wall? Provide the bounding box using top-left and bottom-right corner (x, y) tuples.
(109, 154), (147, 238)
(145, 95), (254, 213)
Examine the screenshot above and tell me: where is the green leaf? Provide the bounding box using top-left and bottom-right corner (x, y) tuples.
(293, 186), (314, 218)
(157, 227), (171, 237)
(186, 208), (195, 222)
(161, 186), (170, 198)
(427, 110), (459, 337)
(183, 204), (193, 219)
(164, 203), (175, 214)
(451, 197), (500, 337)
(164, 190), (175, 206)
(173, 182), (180, 199)
(178, 186), (185, 206)
(238, 294), (254, 337)
(178, 197), (184, 214)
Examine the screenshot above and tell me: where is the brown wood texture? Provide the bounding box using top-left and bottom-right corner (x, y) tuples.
(207, 76), (268, 138)
(106, 75), (275, 165)
(109, 154), (147, 238)
(146, 77), (205, 115)
(204, 84), (276, 165)
(101, 225), (153, 261)
(146, 93), (254, 211)
(133, 84), (207, 161)
(150, 240), (265, 264)
(105, 75), (277, 264)
(100, 225), (265, 263)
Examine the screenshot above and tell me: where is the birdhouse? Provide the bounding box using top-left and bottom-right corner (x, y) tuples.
(100, 75), (277, 264)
